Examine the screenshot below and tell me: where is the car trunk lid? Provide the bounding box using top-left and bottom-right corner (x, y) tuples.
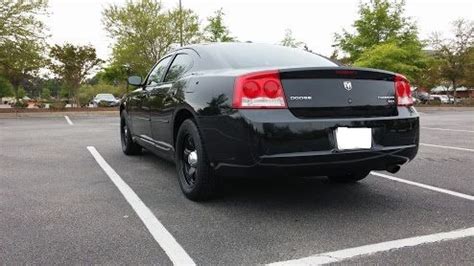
(279, 67), (398, 118)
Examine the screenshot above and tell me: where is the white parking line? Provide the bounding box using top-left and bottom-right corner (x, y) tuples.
(420, 143), (474, 153)
(64, 116), (73, 125)
(267, 227), (474, 265)
(87, 146), (195, 266)
(371, 172), (474, 201)
(421, 127), (474, 133)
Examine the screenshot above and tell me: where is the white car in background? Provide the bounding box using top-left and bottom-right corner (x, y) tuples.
(91, 93), (120, 107)
(430, 95), (450, 104)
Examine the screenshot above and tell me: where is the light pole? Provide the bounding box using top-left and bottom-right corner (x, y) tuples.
(179, 0), (183, 47)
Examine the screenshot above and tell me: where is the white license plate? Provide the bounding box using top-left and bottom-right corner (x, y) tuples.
(335, 127), (372, 150)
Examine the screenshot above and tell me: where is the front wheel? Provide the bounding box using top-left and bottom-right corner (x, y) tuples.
(175, 119), (219, 201)
(327, 171), (370, 183)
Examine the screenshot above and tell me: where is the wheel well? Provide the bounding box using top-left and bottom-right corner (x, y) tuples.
(173, 109), (194, 146)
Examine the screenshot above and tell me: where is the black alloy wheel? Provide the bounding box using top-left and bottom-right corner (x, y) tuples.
(175, 119), (219, 201)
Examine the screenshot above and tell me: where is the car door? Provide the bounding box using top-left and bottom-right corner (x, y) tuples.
(128, 88), (150, 138)
(132, 55), (173, 141)
(150, 53), (195, 146)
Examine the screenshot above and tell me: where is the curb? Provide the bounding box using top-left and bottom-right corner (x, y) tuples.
(0, 110), (119, 118)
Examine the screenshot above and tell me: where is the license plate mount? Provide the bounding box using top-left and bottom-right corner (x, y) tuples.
(335, 127), (372, 150)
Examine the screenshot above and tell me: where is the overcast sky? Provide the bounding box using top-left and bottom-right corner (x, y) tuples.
(46, 0), (473, 60)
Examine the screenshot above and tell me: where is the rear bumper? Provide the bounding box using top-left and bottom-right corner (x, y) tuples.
(198, 107), (419, 177)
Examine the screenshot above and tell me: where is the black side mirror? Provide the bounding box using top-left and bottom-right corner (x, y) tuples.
(128, 76), (142, 86)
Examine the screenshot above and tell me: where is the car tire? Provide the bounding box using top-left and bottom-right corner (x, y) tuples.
(120, 112), (142, 155)
(175, 119), (219, 201)
(328, 171), (370, 183)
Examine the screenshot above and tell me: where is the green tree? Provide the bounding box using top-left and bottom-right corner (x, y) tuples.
(354, 42), (427, 81)
(430, 19), (473, 99)
(410, 53), (443, 91)
(91, 65), (128, 86)
(0, 40), (45, 99)
(103, 0), (200, 77)
(0, 76), (13, 98)
(280, 29), (304, 48)
(334, 0), (420, 62)
(462, 47), (474, 99)
(41, 88), (51, 100)
(0, 0), (48, 99)
(17, 86), (26, 99)
(203, 8), (235, 42)
(0, 0), (48, 45)
(49, 43), (103, 106)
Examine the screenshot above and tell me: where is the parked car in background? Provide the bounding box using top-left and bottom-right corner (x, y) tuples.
(430, 95), (450, 104)
(91, 93), (120, 107)
(119, 43), (419, 201)
(413, 91), (430, 104)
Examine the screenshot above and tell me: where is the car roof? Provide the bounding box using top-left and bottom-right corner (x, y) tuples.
(170, 42), (339, 70)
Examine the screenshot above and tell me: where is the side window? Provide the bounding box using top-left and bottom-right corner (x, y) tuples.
(147, 56), (172, 85)
(164, 54), (193, 83)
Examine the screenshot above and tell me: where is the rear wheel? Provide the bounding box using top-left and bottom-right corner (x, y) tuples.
(328, 171), (370, 183)
(120, 112), (141, 155)
(175, 119), (219, 201)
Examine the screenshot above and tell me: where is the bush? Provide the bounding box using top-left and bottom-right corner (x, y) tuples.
(98, 101), (112, 108)
(12, 100), (28, 108)
(50, 101), (66, 110)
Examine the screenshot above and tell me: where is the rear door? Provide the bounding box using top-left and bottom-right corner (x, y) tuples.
(150, 52), (195, 145)
(280, 68), (397, 118)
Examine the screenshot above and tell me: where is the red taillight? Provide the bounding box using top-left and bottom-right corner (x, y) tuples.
(233, 70), (287, 109)
(395, 74), (413, 106)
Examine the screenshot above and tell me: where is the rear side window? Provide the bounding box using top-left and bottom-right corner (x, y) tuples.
(164, 54), (193, 82)
(214, 44), (337, 69)
(148, 56), (172, 85)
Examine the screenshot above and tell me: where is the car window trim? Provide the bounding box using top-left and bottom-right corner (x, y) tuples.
(144, 54), (174, 86)
(163, 52), (194, 83)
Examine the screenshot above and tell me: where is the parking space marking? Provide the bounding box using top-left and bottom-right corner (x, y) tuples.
(87, 146), (195, 266)
(421, 127), (474, 133)
(371, 172), (474, 201)
(268, 227), (474, 265)
(64, 116), (74, 125)
(420, 143), (474, 153)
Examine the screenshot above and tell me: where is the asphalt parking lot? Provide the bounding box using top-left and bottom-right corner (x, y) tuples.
(1, 110), (473, 265)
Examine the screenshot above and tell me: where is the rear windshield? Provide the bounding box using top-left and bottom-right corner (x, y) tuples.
(213, 44), (338, 69)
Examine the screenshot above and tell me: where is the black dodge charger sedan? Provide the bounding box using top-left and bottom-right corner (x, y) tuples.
(120, 43), (419, 200)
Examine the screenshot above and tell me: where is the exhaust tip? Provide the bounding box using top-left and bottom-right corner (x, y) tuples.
(386, 165), (401, 174)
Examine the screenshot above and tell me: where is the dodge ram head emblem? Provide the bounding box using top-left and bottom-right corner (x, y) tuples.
(343, 81), (352, 91)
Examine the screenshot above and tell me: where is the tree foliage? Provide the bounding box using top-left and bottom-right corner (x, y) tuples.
(0, 0), (48, 45)
(430, 19), (473, 98)
(334, 0), (420, 62)
(354, 42), (427, 81)
(0, 0), (48, 98)
(0, 76), (13, 98)
(41, 88), (51, 100)
(49, 43), (103, 105)
(280, 29), (305, 48)
(103, 0), (200, 77)
(203, 9), (235, 42)
(333, 0), (427, 84)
